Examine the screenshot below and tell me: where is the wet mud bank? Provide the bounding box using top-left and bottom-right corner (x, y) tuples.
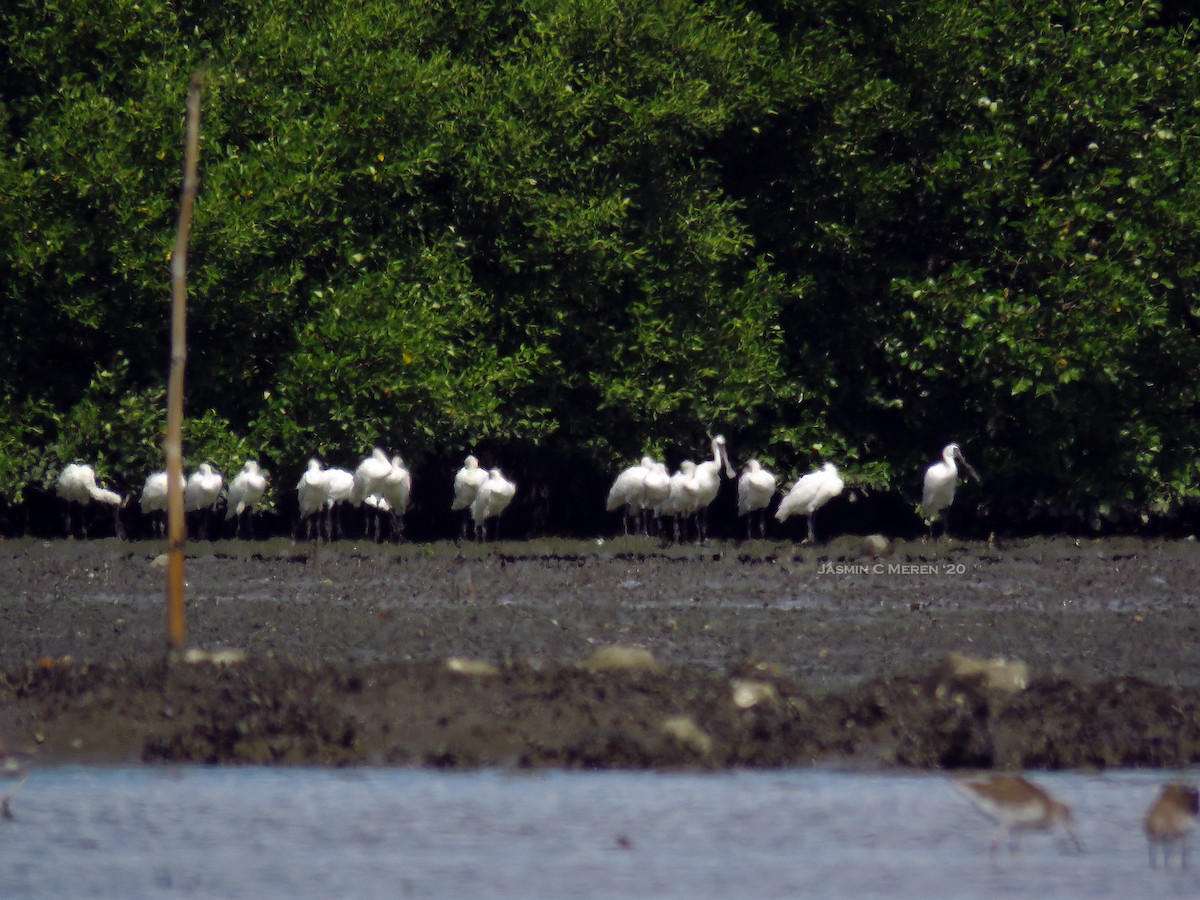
(3, 536), (1200, 770)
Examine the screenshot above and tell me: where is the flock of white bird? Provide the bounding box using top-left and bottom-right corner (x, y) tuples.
(52, 439), (978, 543)
(607, 438), (980, 543)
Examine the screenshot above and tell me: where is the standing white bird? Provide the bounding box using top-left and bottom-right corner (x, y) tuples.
(776, 462), (844, 544)
(606, 456), (656, 535)
(471, 468), (516, 541)
(296, 459), (331, 540)
(656, 460), (699, 543)
(640, 461), (672, 535)
(922, 443), (980, 540)
(323, 467), (355, 540)
(185, 463), (224, 540)
(692, 436), (736, 541)
(351, 448), (393, 505)
(379, 455), (413, 542)
(452, 454), (489, 539)
(140, 470), (169, 537)
(55, 463), (126, 539)
(225, 460), (268, 538)
(737, 459), (777, 540)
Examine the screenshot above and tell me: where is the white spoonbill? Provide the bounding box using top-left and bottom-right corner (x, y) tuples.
(472, 468), (516, 541)
(606, 456), (655, 535)
(323, 467), (355, 540)
(655, 460), (698, 543)
(225, 460), (268, 538)
(452, 454), (489, 539)
(692, 435), (736, 541)
(737, 459), (777, 540)
(296, 459), (331, 540)
(55, 463), (126, 539)
(140, 470), (169, 537)
(379, 455), (413, 542)
(640, 461), (671, 535)
(185, 463), (224, 540)
(351, 448), (393, 506)
(775, 462), (844, 543)
(922, 443), (979, 540)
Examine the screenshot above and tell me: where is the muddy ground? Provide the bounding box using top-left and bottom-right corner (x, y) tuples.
(4, 535), (1200, 771)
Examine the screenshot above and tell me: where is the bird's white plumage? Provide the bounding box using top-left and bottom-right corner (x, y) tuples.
(56, 463), (123, 507)
(351, 448), (393, 506)
(472, 468), (516, 537)
(656, 461), (698, 517)
(776, 463), (844, 521)
(606, 456), (655, 514)
(324, 468), (354, 506)
(140, 471), (168, 515)
(381, 455), (412, 514)
(640, 461), (671, 513)
(737, 459), (777, 517)
(226, 460), (267, 519)
(452, 455), (488, 511)
(296, 459), (331, 519)
(184, 463), (223, 513)
(923, 443), (973, 517)
(693, 436), (734, 512)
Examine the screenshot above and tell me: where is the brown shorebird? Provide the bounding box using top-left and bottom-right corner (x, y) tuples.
(954, 774), (1082, 866)
(1145, 782), (1199, 869)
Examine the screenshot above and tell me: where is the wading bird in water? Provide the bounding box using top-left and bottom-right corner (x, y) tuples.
(775, 463), (843, 544)
(922, 443), (979, 540)
(1145, 782), (1199, 869)
(954, 774), (1081, 867)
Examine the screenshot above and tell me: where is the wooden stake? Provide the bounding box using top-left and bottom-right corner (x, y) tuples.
(166, 74), (202, 652)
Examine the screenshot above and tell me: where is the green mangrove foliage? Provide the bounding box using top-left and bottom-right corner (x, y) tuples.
(0, 0), (1197, 529)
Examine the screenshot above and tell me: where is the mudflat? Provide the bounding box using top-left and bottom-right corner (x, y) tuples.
(3, 535), (1200, 770)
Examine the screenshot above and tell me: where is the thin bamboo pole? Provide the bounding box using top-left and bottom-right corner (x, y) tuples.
(166, 74), (203, 652)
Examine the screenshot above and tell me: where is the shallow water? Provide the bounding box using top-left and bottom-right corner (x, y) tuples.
(1, 767), (1196, 898)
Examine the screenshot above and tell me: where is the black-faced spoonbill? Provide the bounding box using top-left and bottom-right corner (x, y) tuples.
(225, 460), (267, 538)
(452, 454), (489, 539)
(922, 442), (979, 540)
(472, 468), (516, 541)
(737, 459), (777, 540)
(55, 463), (126, 539)
(692, 435), (735, 541)
(775, 462), (843, 543)
(184, 463), (223, 540)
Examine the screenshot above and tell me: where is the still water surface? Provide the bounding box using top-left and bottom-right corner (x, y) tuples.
(1, 767), (1196, 898)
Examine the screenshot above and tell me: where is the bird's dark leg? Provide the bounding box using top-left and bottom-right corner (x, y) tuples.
(806, 513), (816, 544)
